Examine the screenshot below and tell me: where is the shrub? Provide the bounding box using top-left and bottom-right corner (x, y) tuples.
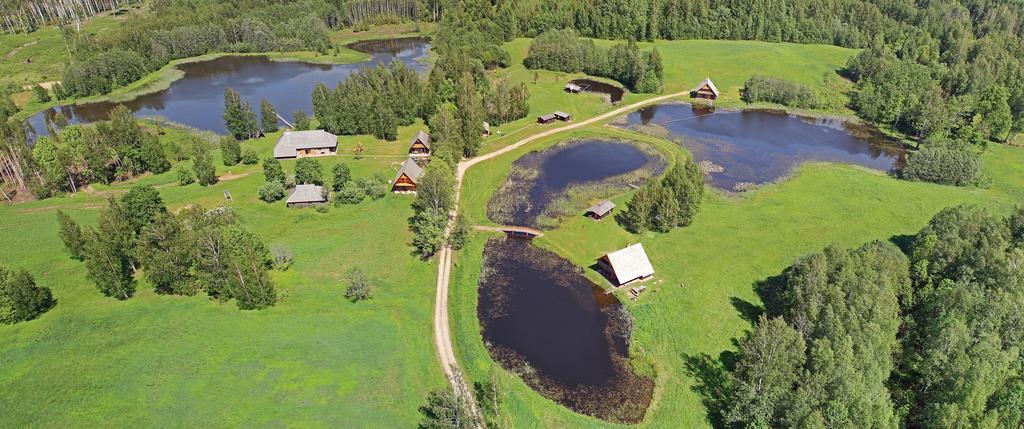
(0, 267), (54, 324)
(344, 267), (372, 302)
(742, 75), (820, 108)
(270, 244), (293, 271)
(902, 146), (982, 186)
(177, 167), (195, 185)
(262, 158), (285, 183)
(241, 149), (259, 165)
(259, 181), (286, 202)
(294, 158), (323, 185)
(334, 181), (367, 205)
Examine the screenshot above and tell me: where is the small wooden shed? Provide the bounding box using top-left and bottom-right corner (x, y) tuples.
(409, 130), (431, 156)
(585, 200), (616, 220)
(553, 111), (572, 121)
(538, 113), (556, 124)
(598, 243), (655, 286)
(286, 184), (327, 207)
(689, 77), (720, 101)
(392, 158), (426, 193)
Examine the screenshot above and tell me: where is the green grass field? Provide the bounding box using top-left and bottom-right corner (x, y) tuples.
(0, 15), (124, 89)
(0, 123), (447, 427)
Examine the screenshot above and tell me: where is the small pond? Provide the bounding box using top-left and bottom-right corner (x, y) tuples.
(27, 36), (431, 137)
(478, 238), (654, 423)
(569, 78), (625, 104)
(487, 139), (665, 229)
(620, 103), (905, 191)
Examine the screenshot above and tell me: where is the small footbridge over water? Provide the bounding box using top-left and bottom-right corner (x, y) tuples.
(474, 225), (543, 239)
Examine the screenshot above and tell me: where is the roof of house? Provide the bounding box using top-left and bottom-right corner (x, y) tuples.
(483, 121), (490, 132)
(273, 130), (338, 158)
(410, 130), (431, 150)
(585, 200), (616, 216)
(539, 113), (556, 121)
(603, 243), (655, 283)
(393, 159), (425, 184)
(286, 184), (326, 205)
(565, 83), (582, 91)
(691, 77), (720, 96)
(553, 111), (571, 118)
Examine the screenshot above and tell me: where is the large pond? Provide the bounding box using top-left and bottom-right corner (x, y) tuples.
(620, 103), (905, 190)
(27, 36), (431, 137)
(487, 139), (665, 229)
(479, 138), (660, 423)
(478, 238), (654, 423)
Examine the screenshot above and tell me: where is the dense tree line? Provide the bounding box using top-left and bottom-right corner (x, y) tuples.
(0, 0), (142, 34)
(58, 188), (278, 309)
(723, 204), (1024, 428)
(29, 105), (169, 197)
(741, 75), (819, 109)
(59, 0), (342, 97)
(524, 29), (664, 93)
(313, 61), (430, 140)
(619, 157), (703, 233)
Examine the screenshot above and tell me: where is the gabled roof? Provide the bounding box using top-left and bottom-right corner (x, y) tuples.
(539, 113), (556, 121)
(409, 130), (431, 150)
(690, 77), (719, 96)
(393, 158), (425, 184)
(603, 243), (655, 284)
(274, 130), (338, 158)
(553, 111), (571, 118)
(286, 184), (326, 204)
(585, 200), (616, 216)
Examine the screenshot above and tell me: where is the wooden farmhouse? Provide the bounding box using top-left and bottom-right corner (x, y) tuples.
(598, 243), (655, 286)
(409, 130), (431, 156)
(584, 200), (616, 220)
(392, 159), (425, 193)
(274, 130), (339, 159)
(553, 111), (572, 121)
(286, 184), (327, 207)
(538, 113), (556, 124)
(689, 77), (720, 102)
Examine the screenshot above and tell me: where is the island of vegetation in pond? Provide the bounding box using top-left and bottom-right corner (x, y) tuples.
(477, 238), (654, 424)
(487, 139), (665, 229)
(28, 37), (431, 137)
(620, 103), (905, 191)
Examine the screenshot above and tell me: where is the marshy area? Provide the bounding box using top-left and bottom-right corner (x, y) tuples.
(477, 238), (654, 423)
(486, 138), (666, 229)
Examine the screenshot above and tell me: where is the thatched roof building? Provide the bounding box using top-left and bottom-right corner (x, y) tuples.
(274, 130), (338, 159)
(286, 184), (327, 207)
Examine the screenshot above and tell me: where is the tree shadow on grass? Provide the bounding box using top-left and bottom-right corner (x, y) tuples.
(889, 233), (917, 255)
(682, 351), (737, 429)
(729, 297), (764, 324)
(752, 271), (788, 318)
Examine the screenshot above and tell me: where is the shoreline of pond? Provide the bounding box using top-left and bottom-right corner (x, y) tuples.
(14, 35), (433, 125)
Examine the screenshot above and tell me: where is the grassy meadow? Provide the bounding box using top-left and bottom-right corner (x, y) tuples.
(0, 123), (446, 427)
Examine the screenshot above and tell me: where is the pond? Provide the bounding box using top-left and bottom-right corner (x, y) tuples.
(569, 78), (625, 104)
(27, 36), (431, 137)
(620, 103), (905, 191)
(487, 139), (665, 229)
(478, 238), (654, 423)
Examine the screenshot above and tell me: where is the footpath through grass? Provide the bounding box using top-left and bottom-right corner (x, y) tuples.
(0, 124), (445, 427)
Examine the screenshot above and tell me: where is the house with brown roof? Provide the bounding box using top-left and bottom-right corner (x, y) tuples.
(690, 77), (720, 101)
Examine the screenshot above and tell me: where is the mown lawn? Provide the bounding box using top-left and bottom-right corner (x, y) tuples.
(0, 14), (124, 89)
(0, 124), (445, 427)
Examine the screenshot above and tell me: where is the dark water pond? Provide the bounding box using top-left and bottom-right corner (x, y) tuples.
(621, 103), (905, 190)
(487, 139), (664, 229)
(28, 36), (431, 137)
(569, 78), (625, 103)
(478, 238), (653, 423)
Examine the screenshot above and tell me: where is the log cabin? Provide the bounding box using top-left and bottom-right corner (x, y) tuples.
(553, 111), (572, 121)
(689, 77), (720, 102)
(273, 130), (339, 159)
(598, 243), (655, 286)
(392, 159), (425, 193)
(538, 113), (556, 124)
(584, 200), (616, 220)
(409, 130), (431, 156)
(286, 184), (327, 207)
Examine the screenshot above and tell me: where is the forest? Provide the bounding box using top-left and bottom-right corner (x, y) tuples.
(523, 29), (664, 93)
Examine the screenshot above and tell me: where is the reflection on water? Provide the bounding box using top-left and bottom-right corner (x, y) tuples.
(29, 37), (431, 137)
(478, 238), (653, 423)
(622, 103), (905, 190)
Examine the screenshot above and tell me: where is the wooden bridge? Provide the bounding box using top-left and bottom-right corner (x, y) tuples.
(473, 225), (543, 238)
